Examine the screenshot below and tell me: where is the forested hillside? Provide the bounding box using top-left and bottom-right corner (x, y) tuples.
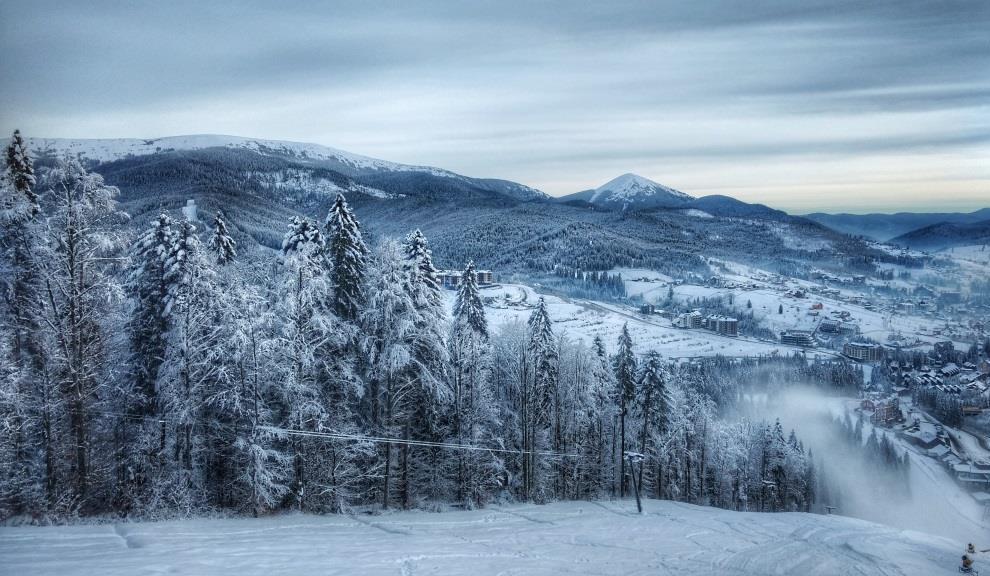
(34, 140), (917, 288)
(0, 132), (844, 521)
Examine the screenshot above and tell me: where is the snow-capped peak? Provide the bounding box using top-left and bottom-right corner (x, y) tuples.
(589, 173), (693, 206)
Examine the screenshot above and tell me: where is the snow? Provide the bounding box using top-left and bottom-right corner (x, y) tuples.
(458, 283), (827, 359)
(0, 500), (967, 576)
(30, 134), (406, 171)
(680, 208), (714, 219)
(941, 245), (990, 266)
(181, 199), (198, 222)
(27, 135), (549, 198)
(590, 172), (693, 203)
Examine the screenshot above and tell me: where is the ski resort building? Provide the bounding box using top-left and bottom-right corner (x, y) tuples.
(704, 315), (739, 337)
(952, 461), (990, 487)
(437, 269), (495, 289)
(674, 310), (705, 329)
(780, 330), (815, 348)
(862, 394), (900, 426)
(843, 341), (884, 363)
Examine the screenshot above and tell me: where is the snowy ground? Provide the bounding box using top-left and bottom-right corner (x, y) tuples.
(618, 258), (962, 350)
(941, 245), (990, 267)
(454, 283), (810, 358)
(0, 500), (969, 576)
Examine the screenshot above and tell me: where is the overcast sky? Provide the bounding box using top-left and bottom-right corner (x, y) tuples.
(1, 1), (987, 213)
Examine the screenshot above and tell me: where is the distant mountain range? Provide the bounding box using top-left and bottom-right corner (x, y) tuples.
(556, 173), (787, 220)
(804, 208), (990, 241)
(27, 134), (886, 280)
(890, 219), (990, 251)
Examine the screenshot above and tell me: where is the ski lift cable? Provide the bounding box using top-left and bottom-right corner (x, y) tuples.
(59, 408), (580, 458)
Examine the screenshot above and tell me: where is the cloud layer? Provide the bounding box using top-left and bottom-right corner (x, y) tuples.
(1, 1), (987, 212)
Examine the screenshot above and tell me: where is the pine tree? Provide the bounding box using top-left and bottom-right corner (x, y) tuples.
(449, 261), (500, 506)
(585, 335), (616, 497)
(276, 214), (359, 511)
(613, 323), (636, 497)
(453, 261), (488, 339)
(525, 296), (558, 502)
(5, 130), (38, 212)
(325, 194), (368, 322)
(209, 211), (236, 265)
(402, 229), (449, 397)
(213, 287), (290, 516)
(128, 213), (175, 410)
(0, 130), (48, 515)
(283, 216), (324, 256)
(154, 218), (224, 512)
(361, 240), (420, 509)
(400, 229), (451, 507)
(637, 351), (671, 464)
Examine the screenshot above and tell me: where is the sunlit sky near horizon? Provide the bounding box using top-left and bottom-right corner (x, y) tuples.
(1, 1), (987, 214)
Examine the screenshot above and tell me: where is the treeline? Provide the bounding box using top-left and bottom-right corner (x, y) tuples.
(547, 266), (626, 300)
(1, 132), (815, 521)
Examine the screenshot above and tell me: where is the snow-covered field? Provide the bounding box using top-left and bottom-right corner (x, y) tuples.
(0, 500), (967, 576)
(940, 245), (990, 267)
(456, 283), (802, 358)
(457, 278), (944, 360)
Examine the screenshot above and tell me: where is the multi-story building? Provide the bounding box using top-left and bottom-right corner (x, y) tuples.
(843, 341), (884, 363)
(437, 269), (495, 289)
(780, 330), (815, 347)
(705, 315), (739, 337)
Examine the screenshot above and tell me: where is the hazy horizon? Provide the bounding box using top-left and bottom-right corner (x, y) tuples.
(2, 1), (988, 213)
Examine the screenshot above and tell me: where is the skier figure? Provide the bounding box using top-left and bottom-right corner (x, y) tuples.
(960, 554), (974, 573)
(969, 544), (977, 555)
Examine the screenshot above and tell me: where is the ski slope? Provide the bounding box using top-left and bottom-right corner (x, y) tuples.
(0, 500), (966, 576)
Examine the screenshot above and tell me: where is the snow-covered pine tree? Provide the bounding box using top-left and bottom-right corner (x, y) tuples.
(583, 335), (616, 498)
(453, 261), (488, 339)
(525, 296), (558, 502)
(325, 194), (368, 322)
(5, 130), (38, 212)
(275, 215), (359, 511)
(761, 419), (788, 511)
(208, 287), (290, 516)
(128, 213), (175, 411)
(449, 261), (500, 506)
(282, 216), (324, 256)
(0, 134), (48, 516)
(150, 218), (225, 513)
(401, 229), (451, 507)
(208, 211), (236, 266)
(121, 212), (179, 511)
(361, 240), (419, 509)
(613, 323), (636, 497)
(635, 351), (670, 492)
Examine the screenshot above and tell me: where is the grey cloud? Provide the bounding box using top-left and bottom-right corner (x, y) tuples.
(0, 0), (987, 211)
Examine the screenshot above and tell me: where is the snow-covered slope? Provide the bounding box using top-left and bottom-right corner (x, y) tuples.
(30, 134), (394, 169)
(0, 500), (965, 575)
(28, 135), (549, 201)
(591, 173), (693, 205)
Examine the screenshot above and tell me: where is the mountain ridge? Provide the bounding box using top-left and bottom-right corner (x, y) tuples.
(804, 208), (990, 241)
(890, 218), (990, 251)
(29, 134), (551, 202)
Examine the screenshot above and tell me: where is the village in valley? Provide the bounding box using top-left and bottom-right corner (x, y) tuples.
(434, 241), (990, 522)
